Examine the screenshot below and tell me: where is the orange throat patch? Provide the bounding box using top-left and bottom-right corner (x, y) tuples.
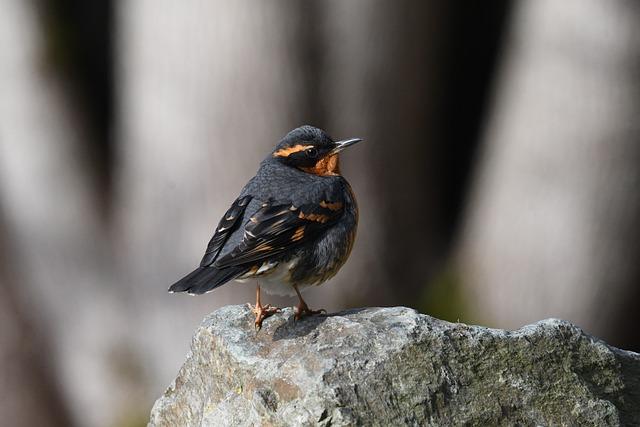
(300, 154), (340, 176)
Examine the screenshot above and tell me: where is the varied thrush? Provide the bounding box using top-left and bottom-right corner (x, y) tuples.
(169, 125), (362, 329)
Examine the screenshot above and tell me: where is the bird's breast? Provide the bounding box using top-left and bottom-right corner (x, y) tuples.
(289, 201), (358, 286)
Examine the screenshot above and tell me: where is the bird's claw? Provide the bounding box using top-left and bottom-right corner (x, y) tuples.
(294, 304), (326, 321)
(250, 303), (281, 331)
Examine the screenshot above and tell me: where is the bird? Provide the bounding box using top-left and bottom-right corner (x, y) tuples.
(169, 125), (362, 329)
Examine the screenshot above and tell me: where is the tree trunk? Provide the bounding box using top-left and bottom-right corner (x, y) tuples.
(114, 0), (331, 403)
(458, 0), (640, 349)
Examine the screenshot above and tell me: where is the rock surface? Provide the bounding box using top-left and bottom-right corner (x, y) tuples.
(149, 305), (640, 426)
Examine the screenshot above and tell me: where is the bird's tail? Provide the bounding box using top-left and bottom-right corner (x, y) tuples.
(168, 265), (247, 295)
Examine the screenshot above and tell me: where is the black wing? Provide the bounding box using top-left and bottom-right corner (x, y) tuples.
(213, 199), (345, 269)
(199, 195), (252, 267)
(169, 195), (252, 294)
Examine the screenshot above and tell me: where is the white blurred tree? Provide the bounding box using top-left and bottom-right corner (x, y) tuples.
(0, 1), (128, 426)
(0, 211), (72, 427)
(458, 0), (640, 348)
(114, 0), (321, 408)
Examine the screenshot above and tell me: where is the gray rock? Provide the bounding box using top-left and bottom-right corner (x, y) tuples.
(149, 305), (640, 426)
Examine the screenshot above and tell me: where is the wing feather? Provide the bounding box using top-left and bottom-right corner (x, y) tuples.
(213, 200), (344, 269)
(199, 195), (252, 267)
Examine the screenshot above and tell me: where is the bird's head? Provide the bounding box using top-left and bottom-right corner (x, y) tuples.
(271, 125), (362, 176)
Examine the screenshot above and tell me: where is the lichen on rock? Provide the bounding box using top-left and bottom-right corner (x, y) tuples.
(149, 305), (640, 426)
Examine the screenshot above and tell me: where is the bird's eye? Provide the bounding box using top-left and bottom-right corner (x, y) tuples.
(306, 147), (318, 158)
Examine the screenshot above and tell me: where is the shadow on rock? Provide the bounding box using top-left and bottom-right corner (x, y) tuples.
(271, 307), (368, 341)
(272, 313), (329, 341)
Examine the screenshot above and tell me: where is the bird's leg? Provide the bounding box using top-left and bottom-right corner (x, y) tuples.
(250, 283), (280, 330)
(293, 284), (326, 321)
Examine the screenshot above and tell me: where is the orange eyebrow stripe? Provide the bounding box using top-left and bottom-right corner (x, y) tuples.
(319, 201), (343, 211)
(273, 144), (314, 158)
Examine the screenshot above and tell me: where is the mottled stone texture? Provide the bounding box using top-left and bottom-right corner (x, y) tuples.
(149, 305), (640, 426)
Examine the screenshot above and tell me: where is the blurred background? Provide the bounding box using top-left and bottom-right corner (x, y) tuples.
(1, 0), (639, 426)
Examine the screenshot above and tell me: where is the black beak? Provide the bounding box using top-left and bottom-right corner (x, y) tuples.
(331, 138), (363, 154)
